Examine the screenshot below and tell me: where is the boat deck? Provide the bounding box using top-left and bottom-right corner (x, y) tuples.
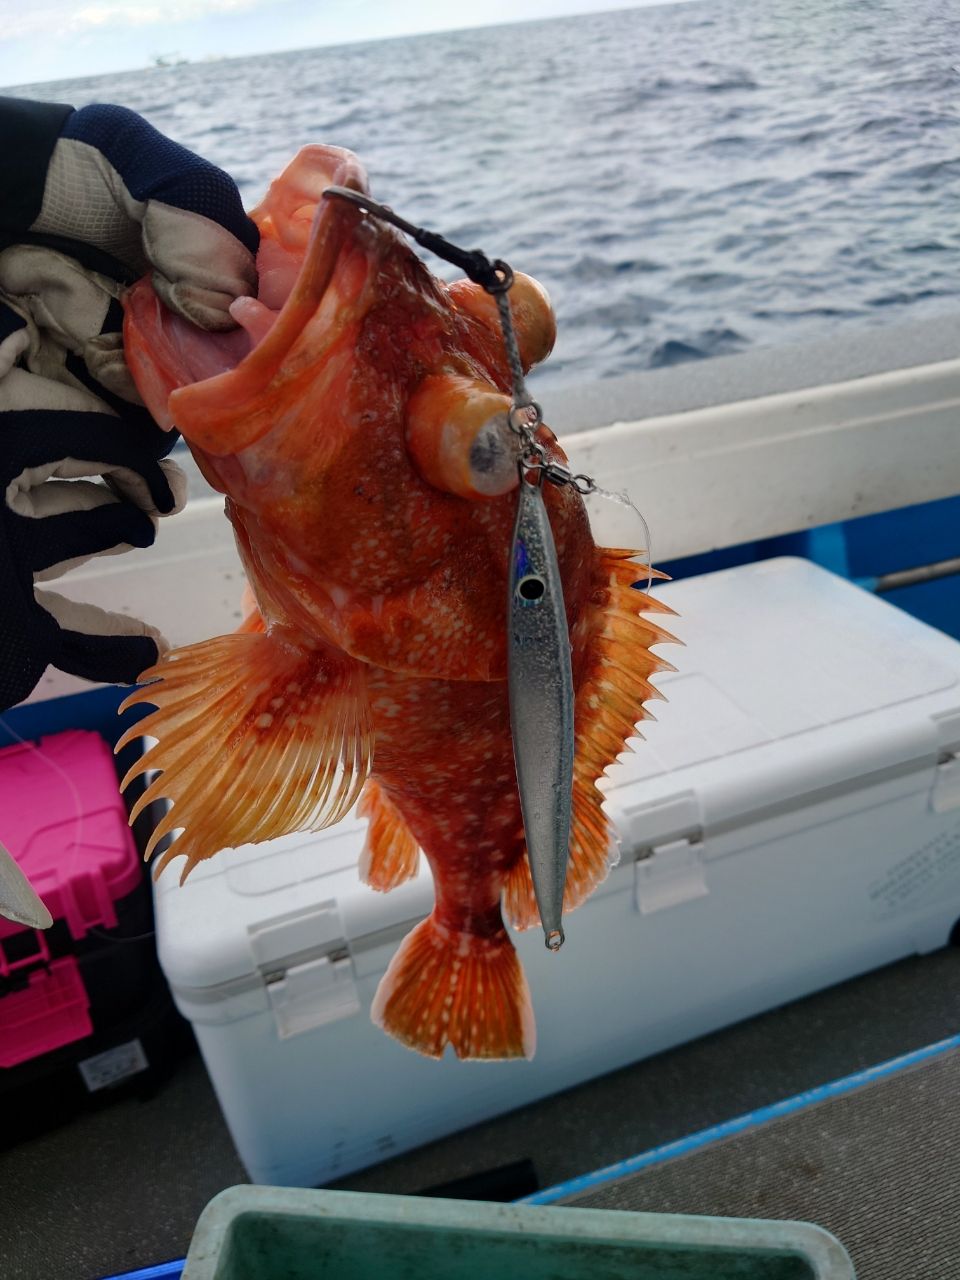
(2, 946), (957, 1279)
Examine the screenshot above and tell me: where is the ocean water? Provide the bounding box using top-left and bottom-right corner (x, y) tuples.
(9, 0), (960, 393)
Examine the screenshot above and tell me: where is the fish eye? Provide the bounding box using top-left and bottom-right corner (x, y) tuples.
(516, 574), (546, 605)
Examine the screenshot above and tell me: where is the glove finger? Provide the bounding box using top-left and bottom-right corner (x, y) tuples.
(0, 630), (52, 712)
(159, 458), (188, 515)
(27, 501), (157, 578)
(152, 274), (251, 332)
(38, 589), (166, 686)
(105, 457), (186, 517)
(9, 453), (180, 518)
(10, 474), (135, 519)
(57, 628), (163, 688)
(1, 411), (179, 519)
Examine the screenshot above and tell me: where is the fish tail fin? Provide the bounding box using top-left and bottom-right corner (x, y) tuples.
(371, 914), (535, 1060)
(357, 779), (420, 892)
(117, 629), (372, 881)
(505, 548), (677, 930)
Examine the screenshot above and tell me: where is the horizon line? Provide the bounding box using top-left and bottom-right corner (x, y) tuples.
(1, 0), (697, 93)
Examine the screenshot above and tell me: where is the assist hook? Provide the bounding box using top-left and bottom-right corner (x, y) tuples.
(323, 186), (514, 295)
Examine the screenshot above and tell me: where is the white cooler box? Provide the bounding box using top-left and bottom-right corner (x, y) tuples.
(154, 557), (960, 1186)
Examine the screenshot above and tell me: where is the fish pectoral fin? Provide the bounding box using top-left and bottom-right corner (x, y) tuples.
(357, 779), (420, 891)
(371, 913), (535, 1060)
(117, 630), (373, 882)
(236, 582), (266, 633)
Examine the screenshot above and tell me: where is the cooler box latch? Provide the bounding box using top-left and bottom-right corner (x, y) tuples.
(248, 902), (361, 1039)
(609, 788), (707, 915)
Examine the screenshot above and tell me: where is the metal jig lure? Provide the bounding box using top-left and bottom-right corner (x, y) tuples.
(323, 186), (588, 949)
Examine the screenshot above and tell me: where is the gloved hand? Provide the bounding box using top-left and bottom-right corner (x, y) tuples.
(0, 99), (259, 709)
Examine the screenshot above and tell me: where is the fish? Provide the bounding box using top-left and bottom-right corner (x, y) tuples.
(118, 145), (678, 1060)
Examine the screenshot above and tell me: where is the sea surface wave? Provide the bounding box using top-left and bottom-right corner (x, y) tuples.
(9, 0), (960, 392)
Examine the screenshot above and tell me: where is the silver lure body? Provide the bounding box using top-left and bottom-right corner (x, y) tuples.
(507, 473), (574, 949)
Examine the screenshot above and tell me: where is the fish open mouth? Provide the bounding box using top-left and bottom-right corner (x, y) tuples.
(123, 146), (370, 447)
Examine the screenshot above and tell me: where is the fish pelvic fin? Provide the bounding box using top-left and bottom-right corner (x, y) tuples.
(504, 548), (678, 930)
(117, 630), (373, 883)
(357, 779), (420, 892)
(371, 914), (535, 1060)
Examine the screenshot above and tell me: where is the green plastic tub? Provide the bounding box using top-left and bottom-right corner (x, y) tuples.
(181, 1185), (855, 1279)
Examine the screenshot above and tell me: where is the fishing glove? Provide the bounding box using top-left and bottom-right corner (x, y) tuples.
(0, 98), (259, 709)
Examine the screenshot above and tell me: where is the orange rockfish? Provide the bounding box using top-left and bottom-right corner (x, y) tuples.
(119, 146), (676, 1060)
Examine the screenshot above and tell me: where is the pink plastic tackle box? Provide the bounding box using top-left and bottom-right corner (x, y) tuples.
(0, 729), (189, 1144)
(153, 558), (960, 1186)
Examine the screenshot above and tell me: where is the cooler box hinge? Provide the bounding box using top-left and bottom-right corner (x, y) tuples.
(633, 836), (708, 915)
(609, 783), (706, 916)
(931, 753), (960, 814)
(930, 711), (960, 813)
(248, 901), (361, 1039)
(608, 788), (707, 915)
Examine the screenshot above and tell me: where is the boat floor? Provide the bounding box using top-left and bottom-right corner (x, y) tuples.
(2, 946), (958, 1280)
(564, 1039), (960, 1276)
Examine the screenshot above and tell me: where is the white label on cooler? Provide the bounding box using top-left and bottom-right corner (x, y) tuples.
(78, 1039), (149, 1092)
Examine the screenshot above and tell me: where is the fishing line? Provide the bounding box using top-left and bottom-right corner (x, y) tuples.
(583, 485), (656, 596)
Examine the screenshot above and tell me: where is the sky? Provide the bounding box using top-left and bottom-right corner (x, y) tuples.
(0, 0), (688, 89)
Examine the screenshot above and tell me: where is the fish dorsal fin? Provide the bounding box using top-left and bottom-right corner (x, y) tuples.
(504, 548), (678, 928)
(117, 630), (373, 882)
(357, 778), (421, 892)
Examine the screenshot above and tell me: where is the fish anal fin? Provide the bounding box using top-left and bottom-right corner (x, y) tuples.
(504, 779), (618, 930)
(117, 630), (372, 880)
(357, 779), (420, 891)
(503, 856), (538, 931)
(371, 915), (535, 1060)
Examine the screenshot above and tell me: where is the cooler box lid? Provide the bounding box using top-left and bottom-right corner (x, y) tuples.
(155, 557), (960, 997)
